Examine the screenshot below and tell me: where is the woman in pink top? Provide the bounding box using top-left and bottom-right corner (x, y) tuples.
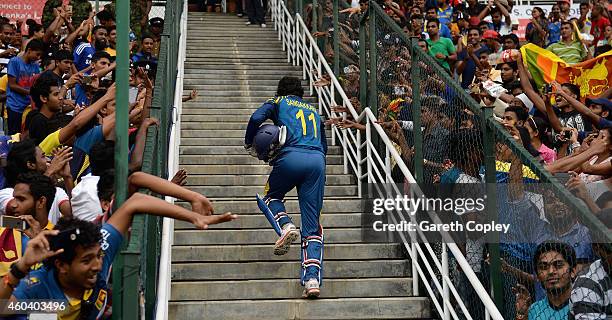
(525, 116), (556, 164)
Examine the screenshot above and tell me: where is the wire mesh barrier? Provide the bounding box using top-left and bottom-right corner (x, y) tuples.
(351, 2), (612, 320)
(110, 0), (183, 318)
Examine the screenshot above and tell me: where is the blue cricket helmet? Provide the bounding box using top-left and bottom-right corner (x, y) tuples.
(253, 124), (286, 162)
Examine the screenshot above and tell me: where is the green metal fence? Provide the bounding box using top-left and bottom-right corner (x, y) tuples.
(111, 0), (184, 319)
(358, 1), (611, 318)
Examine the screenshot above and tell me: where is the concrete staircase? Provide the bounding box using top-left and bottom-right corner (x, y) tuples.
(168, 12), (430, 319)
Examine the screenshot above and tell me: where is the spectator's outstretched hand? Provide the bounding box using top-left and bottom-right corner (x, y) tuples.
(340, 7), (361, 18)
(171, 169), (188, 186)
(191, 195), (214, 216)
(192, 212), (237, 230)
(566, 171), (590, 200)
(19, 230), (64, 271)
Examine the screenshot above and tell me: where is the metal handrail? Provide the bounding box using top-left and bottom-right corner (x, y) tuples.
(271, 0), (504, 319)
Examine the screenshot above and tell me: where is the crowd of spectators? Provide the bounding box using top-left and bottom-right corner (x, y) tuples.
(306, 0), (612, 318)
(0, 1), (231, 318)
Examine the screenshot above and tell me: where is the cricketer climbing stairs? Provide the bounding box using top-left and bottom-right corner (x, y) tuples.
(169, 12), (430, 319)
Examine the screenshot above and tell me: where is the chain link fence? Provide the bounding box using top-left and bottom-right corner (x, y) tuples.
(356, 2), (612, 319)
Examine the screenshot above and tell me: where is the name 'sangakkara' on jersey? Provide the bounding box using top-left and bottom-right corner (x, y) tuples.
(245, 96), (327, 155)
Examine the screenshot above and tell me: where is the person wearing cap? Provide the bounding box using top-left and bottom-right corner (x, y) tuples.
(426, 18), (457, 72)
(547, 21), (590, 65)
(557, 0), (572, 20)
(482, 29), (502, 53)
(148, 17), (164, 57)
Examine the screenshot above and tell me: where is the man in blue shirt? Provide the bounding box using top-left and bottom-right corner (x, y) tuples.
(0, 192), (236, 319)
(457, 27), (488, 89)
(245, 76), (327, 298)
(74, 51), (112, 107)
(73, 26), (108, 71)
(524, 241), (576, 320)
(6, 39), (43, 135)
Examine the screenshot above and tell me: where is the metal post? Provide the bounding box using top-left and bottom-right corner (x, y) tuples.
(368, 13), (376, 114)
(358, 18), (367, 110)
(332, 0), (339, 75)
(442, 244), (450, 320)
(410, 38), (423, 184)
(481, 106), (503, 311)
(112, 0), (132, 317)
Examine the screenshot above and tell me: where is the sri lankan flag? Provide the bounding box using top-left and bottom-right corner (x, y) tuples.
(0, 227), (22, 276)
(520, 43), (612, 99)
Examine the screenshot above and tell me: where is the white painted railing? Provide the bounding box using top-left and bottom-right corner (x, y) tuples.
(270, 0), (504, 319)
(154, 0), (187, 319)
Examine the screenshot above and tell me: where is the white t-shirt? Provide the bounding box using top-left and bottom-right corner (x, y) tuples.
(70, 174), (102, 222)
(0, 187), (69, 225)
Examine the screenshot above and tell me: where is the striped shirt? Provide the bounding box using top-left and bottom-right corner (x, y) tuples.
(547, 40), (587, 65)
(569, 259), (612, 320)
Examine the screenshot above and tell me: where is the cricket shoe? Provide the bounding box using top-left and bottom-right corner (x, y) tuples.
(302, 278), (320, 299)
(273, 224), (299, 255)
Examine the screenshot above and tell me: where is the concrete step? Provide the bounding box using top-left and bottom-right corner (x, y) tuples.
(181, 85), (279, 92)
(180, 137), (332, 146)
(180, 198), (362, 214)
(173, 227), (364, 245)
(180, 108), (257, 115)
(171, 278), (412, 301)
(168, 297), (430, 320)
(183, 89), (277, 97)
(172, 260), (411, 280)
(188, 184), (357, 197)
(183, 65), (300, 72)
(178, 146), (340, 155)
(172, 243), (403, 261)
(185, 53), (287, 59)
(183, 71), (301, 78)
(185, 58), (292, 64)
(186, 174), (353, 186)
(178, 154), (343, 165)
(182, 79), (306, 86)
(176, 164), (345, 175)
(173, 213), (364, 230)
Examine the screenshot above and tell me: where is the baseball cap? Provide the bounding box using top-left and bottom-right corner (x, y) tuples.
(557, 0), (571, 5)
(586, 97), (612, 112)
(469, 16), (481, 26)
(482, 30), (500, 40)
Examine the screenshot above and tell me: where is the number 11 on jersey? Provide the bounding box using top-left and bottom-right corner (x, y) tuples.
(295, 109), (317, 138)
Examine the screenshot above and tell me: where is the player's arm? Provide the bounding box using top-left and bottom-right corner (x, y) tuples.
(245, 101), (277, 146)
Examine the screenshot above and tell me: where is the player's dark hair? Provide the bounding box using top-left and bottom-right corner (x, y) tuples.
(276, 76), (304, 98)
(53, 49), (73, 62)
(45, 217), (102, 270)
(92, 25), (108, 35)
(15, 172), (56, 213)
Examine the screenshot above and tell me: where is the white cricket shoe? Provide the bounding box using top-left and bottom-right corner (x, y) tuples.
(303, 278), (320, 299)
(273, 224), (299, 255)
